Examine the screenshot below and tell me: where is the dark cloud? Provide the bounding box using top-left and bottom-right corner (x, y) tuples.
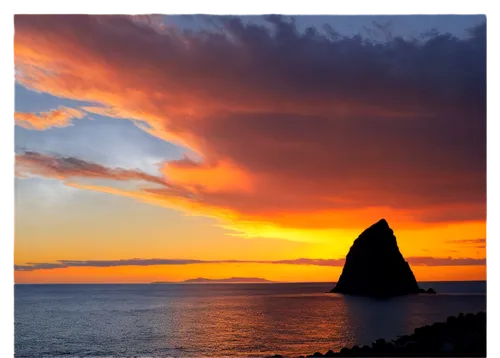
(15, 151), (199, 203)
(16, 151), (166, 185)
(15, 256), (486, 271)
(14, 15), (486, 229)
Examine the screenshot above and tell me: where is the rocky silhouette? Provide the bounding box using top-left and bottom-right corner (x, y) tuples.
(331, 219), (427, 297)
(419, 287), (437, 294)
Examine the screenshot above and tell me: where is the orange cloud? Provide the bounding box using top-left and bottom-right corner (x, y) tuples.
(15, 106), (84, 130)
(162, 157), (253, 194)
(13, 15), (486, 236)
(15, 149), (486, 243)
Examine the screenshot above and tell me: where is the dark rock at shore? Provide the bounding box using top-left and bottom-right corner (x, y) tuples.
(331, 219), (421, 297)
(295, 311), (486, 358)
(360, 345), (371, 356)
(339, 348), (349, 355)
(419, 287), (437, 294)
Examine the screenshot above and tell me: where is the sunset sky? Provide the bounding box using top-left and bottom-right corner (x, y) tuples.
(14, 15), (486, 283)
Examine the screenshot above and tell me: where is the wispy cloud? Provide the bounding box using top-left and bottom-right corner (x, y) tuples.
(15, 256), (486, 271)
(15, 106), (85, 130)
(446, 238), (486, 248)
(405, 257), (485, 266)
(16, 151), (168, 187)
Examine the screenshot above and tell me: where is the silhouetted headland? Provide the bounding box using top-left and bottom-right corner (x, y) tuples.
(186, 277), (274, 283)
(268, 311), (486, 357)
(331, 219), (435, 297)
(152, 277), (274, 284)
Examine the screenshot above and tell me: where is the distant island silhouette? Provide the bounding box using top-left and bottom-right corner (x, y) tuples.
(152, 277), (275, 284)
(184, 277), (274, 283)
(331, 219), (436, 297)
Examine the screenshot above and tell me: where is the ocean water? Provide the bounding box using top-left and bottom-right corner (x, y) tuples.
(15, 281), (486, 357)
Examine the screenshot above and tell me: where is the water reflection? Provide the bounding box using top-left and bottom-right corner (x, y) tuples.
(342, 293), (488, 350)
(343, 295), (417, 347)
(15, 283), (486, 358)
(167, 292), (351, 356)
(157, 291), (481, 357)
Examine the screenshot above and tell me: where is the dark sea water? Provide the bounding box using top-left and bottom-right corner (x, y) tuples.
(15, 281), (486, 357)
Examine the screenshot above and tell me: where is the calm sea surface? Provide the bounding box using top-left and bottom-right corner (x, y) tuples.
(15, 281), (486, 357)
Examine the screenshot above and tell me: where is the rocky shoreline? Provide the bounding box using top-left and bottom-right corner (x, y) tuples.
(270, 311), (486, 357)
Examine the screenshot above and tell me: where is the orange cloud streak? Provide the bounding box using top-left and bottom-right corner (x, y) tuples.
(14, 263), (486, 284)
(15, 106), (84, 130)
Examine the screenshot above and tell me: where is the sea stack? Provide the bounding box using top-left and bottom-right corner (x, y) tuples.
(331, 219), (422, 297)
